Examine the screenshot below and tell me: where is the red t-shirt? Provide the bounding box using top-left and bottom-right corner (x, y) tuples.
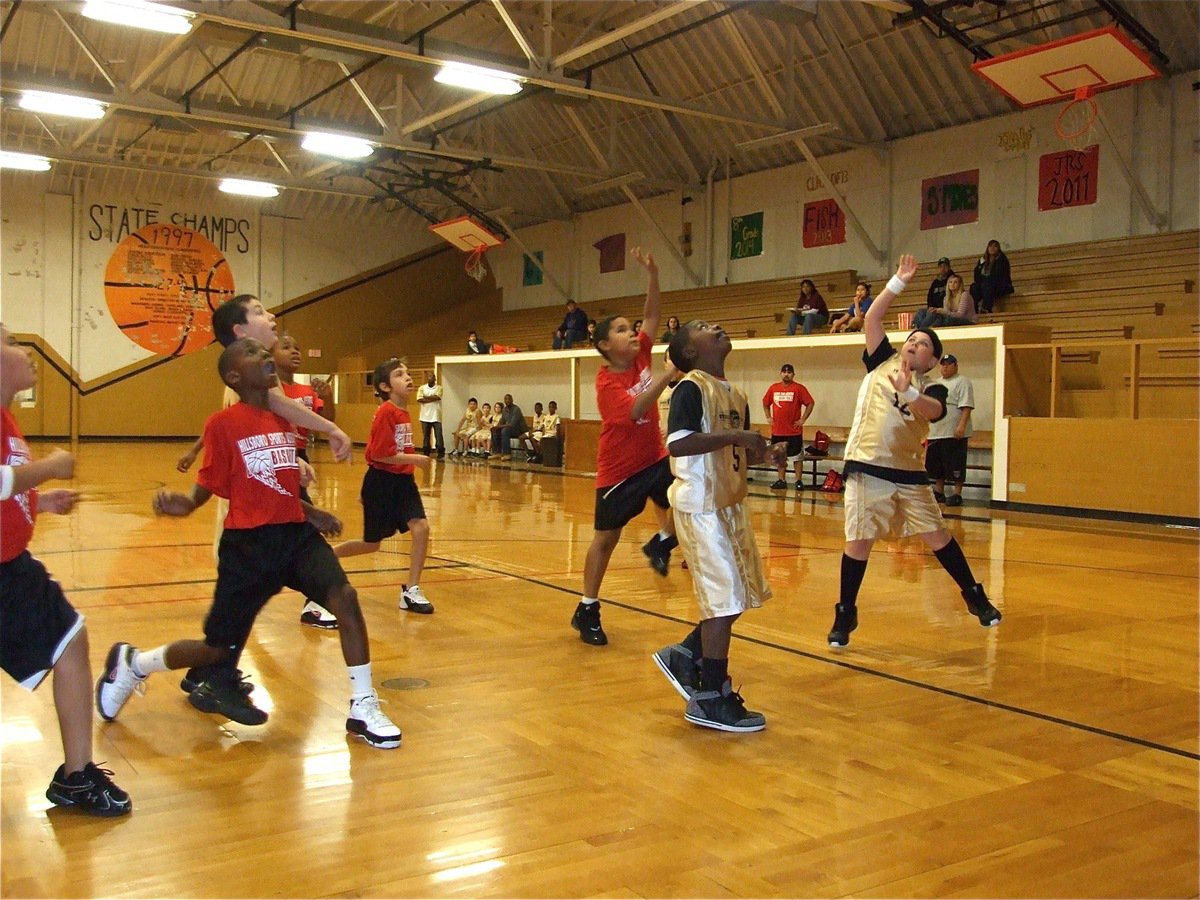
(279, 381), (323, 451)
(762, 381), (814, 438)
(595, 330), (668, 488)
(1, 408), (37, 562)
(366, 402), (415, 475)
(197, 403), (305, 530)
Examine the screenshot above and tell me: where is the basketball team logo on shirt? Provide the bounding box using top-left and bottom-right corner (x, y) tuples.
(626, 366), (654, 424)
(236, 431), (298, 496)
(393, 422), (413, 451)
(4, 435), (33, 523)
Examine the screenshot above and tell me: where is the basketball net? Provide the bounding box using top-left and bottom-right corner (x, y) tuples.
(1056, 86), (1098, 152)
(465, 245), (488, 283)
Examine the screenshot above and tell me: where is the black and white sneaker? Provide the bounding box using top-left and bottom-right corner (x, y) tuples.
(962, 584), (1002, 626)
(684, 680), (766, 733)
(95, 642), (146, 722)
(346, 692), (402, 749)
(399, 584), (435, 614)
(300, 600), (339, 629)
(827, 603), (858, 648)
(46, 763), (132, 817)
(652, 643), (701, 699)
(188, 676), (268, 726)
(179, 667), (254, 696)
(570, 601), (608, 646)
(642, 534), (678, 577)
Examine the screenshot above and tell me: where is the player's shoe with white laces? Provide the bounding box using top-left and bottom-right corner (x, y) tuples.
(95, 642), (146, 721)
(300, 600), (339, 629)
(346, 692), (402, 749)
(399, 584), (434, 614)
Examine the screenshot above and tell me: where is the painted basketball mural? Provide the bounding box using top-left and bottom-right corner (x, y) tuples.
(104, 224), (236, 356)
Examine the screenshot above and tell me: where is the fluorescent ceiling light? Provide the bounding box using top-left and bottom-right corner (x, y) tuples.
(0, 151), (52, 172)
(301, 131), (374, 159)
(81, 0), (193, 34)
(219, 178), (280, 198)
(434, 62), (523, 96)
(19, 91), (107, 120)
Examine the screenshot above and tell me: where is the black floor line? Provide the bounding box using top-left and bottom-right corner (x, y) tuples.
(66, 561), (467, 593)
(453, 557), (1199, 763)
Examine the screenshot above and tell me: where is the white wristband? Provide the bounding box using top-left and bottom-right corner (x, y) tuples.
(899, 385), (920, 403)
(886, 274), (908, 295)
(0, 465), (12, 501)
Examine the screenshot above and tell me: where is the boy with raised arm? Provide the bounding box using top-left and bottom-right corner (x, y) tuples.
(97, 338), (401, 749)
(571, 248), (678, 646)
(828, 255), (1001, 648)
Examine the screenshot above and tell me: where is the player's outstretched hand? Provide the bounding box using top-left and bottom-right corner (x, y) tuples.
(45, 448), (75, 480)
(153, 488), (195, 517)
(176, 450), (197, 473)
(328, 427), (352, 463)
(311, 377), (333, 403)
(307, 507), (342, 537)
(630, 246), (657, 273)
(887, 354), (913, 394)
(39, 489), (78, 514)
(896, 253), (918, 284)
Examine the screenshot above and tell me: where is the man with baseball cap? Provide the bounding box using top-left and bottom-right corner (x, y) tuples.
(762, 363), (815, 491)
(924, 354), (975, 507)
(926, 257), (954, 312)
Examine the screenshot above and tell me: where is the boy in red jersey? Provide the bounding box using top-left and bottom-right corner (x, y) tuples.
(0, 323), (132, 816)
(96, 339), (401, 749)
(273, 332), (339, 629)
(334, 358), (434, 615)
(571, 248), (678, 646)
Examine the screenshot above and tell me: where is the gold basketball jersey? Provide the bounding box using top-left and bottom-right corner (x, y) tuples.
(668, 371), (750, 513)
(844, 359), (935, 472)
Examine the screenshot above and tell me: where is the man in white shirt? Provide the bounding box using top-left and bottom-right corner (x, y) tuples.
(417, 371), (444, 458)
(924, 354), (975, 506)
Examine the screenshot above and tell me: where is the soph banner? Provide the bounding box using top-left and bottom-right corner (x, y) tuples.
(1038, 146), (1099, 211)
(802, 199), (845, 248)
(920, 169), (979, 231)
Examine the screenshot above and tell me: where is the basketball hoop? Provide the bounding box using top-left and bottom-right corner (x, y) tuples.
(465, 245), (488, 283)
(1056, 87), (1098, 151)
(428, 216), (504, 285)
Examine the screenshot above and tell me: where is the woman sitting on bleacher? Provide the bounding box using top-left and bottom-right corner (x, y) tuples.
(970, 239), (1014, 314)
(829, 282), (873, 333)
(786, 279), (829, 336)
(914, 275), (977, 329)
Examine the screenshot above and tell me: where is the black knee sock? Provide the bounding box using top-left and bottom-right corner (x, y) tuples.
(700, 657), (728, 693)
(680, 625), (703, 659)
(840, 554), (868, 607)
(934, 538), (977, 591)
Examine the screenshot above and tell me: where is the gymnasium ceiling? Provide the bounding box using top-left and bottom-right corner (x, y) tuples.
(0, 1), (1196, 233)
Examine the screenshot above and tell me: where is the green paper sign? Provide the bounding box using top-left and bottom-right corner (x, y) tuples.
(730, 212), (763, 260)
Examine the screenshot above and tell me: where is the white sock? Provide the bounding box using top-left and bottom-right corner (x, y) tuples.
(581, 597), (599, 606)
(132, 646), (168, 678)
(348, 663), (374, 700)
(657, 530), (671, 541)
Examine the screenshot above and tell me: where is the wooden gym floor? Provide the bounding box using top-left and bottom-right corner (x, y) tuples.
(2, 442), (1196, 899)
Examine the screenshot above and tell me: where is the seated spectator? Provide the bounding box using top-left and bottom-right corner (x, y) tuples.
(927, 257), (954, 312)
(786, 279), (829, 335)
(466, 330), (490, 355)
(829, 282), (873, 333)
(553, 300), (588, 349)
(487, 399), (506, 457)
(660, 315), (681, 343)
(492, 393), (528, 460)
(586, 319), (597, 346)
(970, 239), (1014, 314)
(468, 403), (495, 456)
(914, 274), (977, 329)
(522, 401), (561, 462)
(633, 319), (643, 336)
(450, 397), (482, 456)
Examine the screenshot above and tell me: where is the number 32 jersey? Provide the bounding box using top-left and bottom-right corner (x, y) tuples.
(666, 371), (752, 513)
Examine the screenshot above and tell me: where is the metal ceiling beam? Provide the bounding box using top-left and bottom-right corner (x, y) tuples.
(489, 0), (539, 64)
(50, 8), (118, 89)
(551, 1), (697, 69)
(337, 61), (388, 129)
(0, 74), (604, 179)
(899, 0), (993, 60)
(128, 30), (195, 93)
(183, 2), (793, 132)
(1093, 0), (1170, 69)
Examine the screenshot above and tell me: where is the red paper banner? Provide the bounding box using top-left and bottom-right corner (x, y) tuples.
(1038, 146), (1099, 211)
(920, 169), (979, 231)
(802, 198), (846, 248)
